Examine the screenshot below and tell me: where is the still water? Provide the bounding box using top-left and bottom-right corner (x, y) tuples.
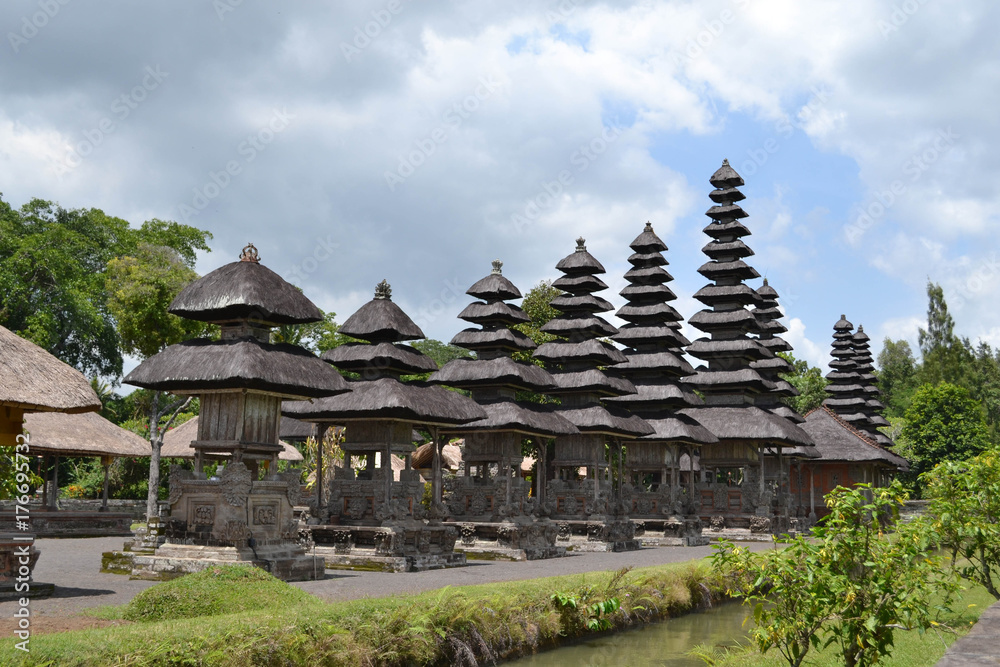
(509, 601), (752, 666)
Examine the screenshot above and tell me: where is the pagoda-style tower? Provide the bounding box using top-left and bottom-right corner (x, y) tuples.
(428, 260), (578, 560)
(605, 222), (717, 546)
(680, 161), (813, 536)
(852, 325), (893, 446)
(533, 238), (653, 551)
(821, 316), (870, 429)
(124, 244), (349, 580)
(282, 280), (486, 572)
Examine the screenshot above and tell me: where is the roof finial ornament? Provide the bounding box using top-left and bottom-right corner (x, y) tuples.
(239, 242), (260, 263)
(722, 158), (730, 166)
(491, 259), (503, 275)
(374, 279), (392, 301)
(762, 277), (768, 286)
(575, 237), (586, 253)
(857, 324), (864, 332)
(644, 221), (653, 231)
(841, 313), (845, 319)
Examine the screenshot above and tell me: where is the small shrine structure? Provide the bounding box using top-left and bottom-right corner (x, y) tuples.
(122, 243), (348, 581)
(605, 223), (717, 546)
(429, 260), (577, 560)
(533, 238), (653, 551)
(283, 280), (486, 572)
(680, 160), (813, 536)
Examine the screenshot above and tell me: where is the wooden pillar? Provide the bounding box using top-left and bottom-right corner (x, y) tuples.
(52, 454), (60, 510)
(41, 454), (48, 510)
(758, 446), (766, 513)
(809, 466), (816, 521)
(384, 443), (392, 510)
(687, 447), (695, 514)
(100, 455), (112, 512)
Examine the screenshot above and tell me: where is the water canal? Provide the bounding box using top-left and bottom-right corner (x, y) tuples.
(510, 601), (752, 666)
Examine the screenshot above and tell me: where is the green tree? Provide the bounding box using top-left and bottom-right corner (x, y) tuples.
(923, 448), (1000, 599)
(513, 280), (561, 361)
(106, 244), (211, 519)
(901, 382), (991, 492)
(876, 338), (919, 418)
(715, 482), (957, 667)
(777, 352), (828, 415)
(272, 310), (346, 353)
(410, 339), (472, 368)
(917, 282), (971, 387)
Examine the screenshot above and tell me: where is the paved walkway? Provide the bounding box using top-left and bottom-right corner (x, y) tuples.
(936, 598), (1000, 666)
(0, 537), (776, 619)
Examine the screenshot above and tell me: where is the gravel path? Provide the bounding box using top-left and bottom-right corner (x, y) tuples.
(0, 537), (777, 619)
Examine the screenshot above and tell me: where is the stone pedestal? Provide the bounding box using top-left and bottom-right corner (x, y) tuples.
(0, 534), (52, 599)
(310, 521), (465, 572)
(546, 479), (640, 552)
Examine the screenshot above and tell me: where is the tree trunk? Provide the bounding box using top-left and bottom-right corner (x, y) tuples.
(146, 392), (192, 522)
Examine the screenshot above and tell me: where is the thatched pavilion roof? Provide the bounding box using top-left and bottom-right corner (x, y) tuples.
(22, 411), (149, 457)
(0, 325), (101, 414)
(679, 405), (813, 447)
(799, 407), (907, 470)
(411, 440), (463, 470)
(279, 415), (315, 441)
(125, 337), (350, 399)
(169, 245), (323, 325)
(440, 400), (579, 437)
(161, 416), (303, 461)
(337, 280), (424, 343)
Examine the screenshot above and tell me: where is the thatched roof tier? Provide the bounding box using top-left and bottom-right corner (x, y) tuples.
(817, 396), (866, 409)
(610, 351), (694, 374)
(450, 328), (536, 353)
(440, 400), (579, 437)
(709, 159), (745, 187)
(169, 252), (322, 325)
(701, 240), (754, 260)
(709, 186), (745, 203)
(752, 356), (792, 373)
(557, 404), (653, 437)
(466, 270), (522, 301)
(429, 356), (556, 392)
(692, 284), (761, 306)
(279, 416), (314, 441)
(821, 315), (873, 430)
(851, 324), (892, 443)
(616, 302), (683, 323)
(552, 274), (608, 292)
(282, 378), (486, 426)
(321, 342), (437, 376)
(759, 337), (792, 353)
(702, 220), (751, 239)
(549, 294), (615, 313)
(22, 411), (149, 457)
(687, 338), (772, 360)
(0, 326), (101, 414)
(688, 309), (761, 332)
(683, 369), (773, 393)
(623, 266), (672, 284)
(697, 260), (760, 282)
(749, 278), (798, 427)
(800, 407), (907, 470)
(706, 203), (749, 221)
(125, 337), (350, 398)
(629, 224), (668, 252)
(549, 370), (637, 395)
(619, 284), (677, 301)
(555, 238), (606, 274)
(534, 339), (628, 366)
(635, 415), (719, 445)
(770, 404), (805, 424)
(605, 382), (699, 408)
(337, 281), (425, 343)
(162, 416), (303, 461)
(540, 317), (618, 338)
(680, 405), (814, 447)
(627, 251), (668, 266)
(613, 326), (690, 348)
(457, 301), (531, 325)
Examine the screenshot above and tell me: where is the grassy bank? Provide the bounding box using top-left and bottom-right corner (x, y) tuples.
(696, 583), (996, 667)
(2, 560), (727, 666)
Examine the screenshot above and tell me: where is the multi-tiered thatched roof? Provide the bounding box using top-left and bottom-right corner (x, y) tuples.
(820, 315), (869, 427)
(752, 278), (805, 424)
(852, 326), (893, 446)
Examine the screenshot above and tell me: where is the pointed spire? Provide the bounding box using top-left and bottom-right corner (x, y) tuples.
(821, 315), (870, 428)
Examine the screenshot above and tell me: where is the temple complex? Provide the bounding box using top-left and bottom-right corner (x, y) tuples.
(533, 238), (653, 551)
(852, 326), (893, 447)
(282, 280), (486, 571)
(122, 243), (347, 581)
(680, 160), (814, 537)
(429, 260), (577, 560)
(606, 223), (717, 546)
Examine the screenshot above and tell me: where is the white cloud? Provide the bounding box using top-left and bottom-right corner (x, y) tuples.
(784, 317), (829, 372)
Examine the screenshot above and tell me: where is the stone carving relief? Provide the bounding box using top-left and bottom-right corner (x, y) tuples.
(253, 504), (277, 525)
(221, 462), (253, 507)
(168, 466), (194, 506)
(192, 505), (215, 526)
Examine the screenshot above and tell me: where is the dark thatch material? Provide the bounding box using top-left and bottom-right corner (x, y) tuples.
(706, 203), (749, 221)
(616, 302), (683, 322)
(411, 441), (463, 470)
(692, 284), (761, 305)
(636, 415), (719, 445)
(550, 294), (615, 313)
(605, 382), (701, 408)
(23, 411), (149, 457)
(683, 369), (773, 393)
(161, 416), (303, 461)
(430, 357), (556, 392)
(611, 351), (694, 374)
(337, 282), (425, 343)
(612, 326), (690, 348)
(628, 251), (668, 266)
(321, 342), (437, 375)
(540, 317), (618, 338)
(687, 339), (772, 360)
(623, 266), (672, 283)
(552, 274), (607, 292)
(466, 272), (522, 301)
(697, 260), (760, 281)
(534, 340), (628, 365)
(170, 259), (323, 325)
(770, 404), (805, 424)
(458, 301), (530, 325)
(629, 223), (668, 252)
(710, 159), (744, 187)
(702, 240), (754, 259)
(702, 220), (750, 238)
(282, 378), (486, 426)
(450, 328), (536, 352)
(555, 238), (606, 274)
(0, 325), (101, 413)
(279, 416), (315, 441)
(680, 405), (814, 447)
(442, 400), (579, 437)
(800, 407), (907, 470)
(709, 186), (745, 203)
(688, 309), (760, 331)
(125, 337), (350, 398)
(558, 404), (653, 437)
(549, 370), (637, 395)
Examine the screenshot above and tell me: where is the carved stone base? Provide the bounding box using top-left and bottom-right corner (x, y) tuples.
(549, 519), (640, 552)
(307, 522), (466, 572)
(319, 551), (467, 573)
(124, 542), (325, 582)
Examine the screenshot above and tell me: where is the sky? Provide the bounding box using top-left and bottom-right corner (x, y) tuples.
(1, 0), (996, 378)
